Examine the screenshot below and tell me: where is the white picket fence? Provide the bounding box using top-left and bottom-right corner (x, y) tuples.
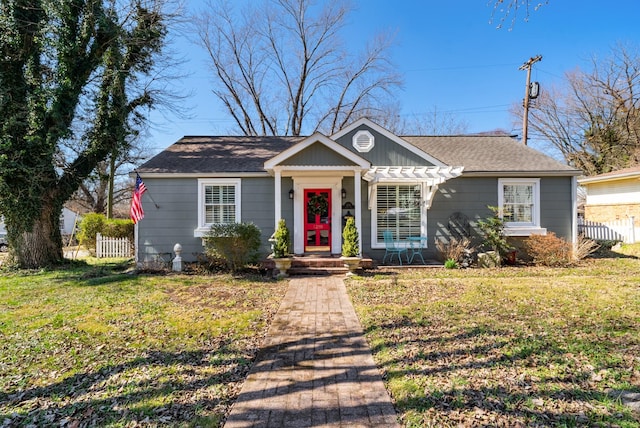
(96, 233), (132, 258)
(578, 217), (637, 243)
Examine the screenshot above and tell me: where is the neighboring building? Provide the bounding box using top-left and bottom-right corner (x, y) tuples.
(60, 207), (81, 237)
(578, 166), (640, 223)
(134, 118), (581, 264)
(0, 207), (80, 239)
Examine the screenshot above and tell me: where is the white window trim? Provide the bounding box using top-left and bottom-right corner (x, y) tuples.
(370, 182), (427, 249)
(498, 178), (546, 236)
(194, 178), (241, 237)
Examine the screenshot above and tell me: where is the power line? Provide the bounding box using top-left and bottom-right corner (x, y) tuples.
(399, 104), (512, 117)
(403, 62), (521, 73)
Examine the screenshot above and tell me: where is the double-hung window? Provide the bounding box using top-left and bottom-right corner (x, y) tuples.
(498, 178), (545, 235)
(195, 179), (241, 237)
(374, 184), (423, 246)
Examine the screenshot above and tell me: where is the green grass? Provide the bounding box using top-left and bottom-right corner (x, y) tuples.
(348, 247), (640, 427)
(0, 259), (287, 427)
(3, 249), (640, 427)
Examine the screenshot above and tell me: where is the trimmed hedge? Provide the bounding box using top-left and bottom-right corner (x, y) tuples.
(204, 222), (262, 272)
(78, 214), (134, 250)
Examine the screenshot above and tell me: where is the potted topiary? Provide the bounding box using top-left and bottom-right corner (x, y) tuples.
(340, 217), (361, 275)
(270, 219), (292, 278)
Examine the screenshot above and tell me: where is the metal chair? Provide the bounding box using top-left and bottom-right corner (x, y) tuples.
(382, 230), (409, 265)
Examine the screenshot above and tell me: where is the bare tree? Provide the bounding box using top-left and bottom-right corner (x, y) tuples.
(194, 0), (402, 136)
(399, 107), (469, 135)
(514, 43), (640, 175)
(58, 1), (187, 218)
(67, 137), (152, 214)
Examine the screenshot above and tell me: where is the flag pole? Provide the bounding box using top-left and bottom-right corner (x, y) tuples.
(134, 170), (160, 209)
(134, 222), (139, 267)
(146, 193), (160, 209)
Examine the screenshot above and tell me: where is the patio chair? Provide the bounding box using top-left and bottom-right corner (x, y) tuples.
(382, 230), (409, 265)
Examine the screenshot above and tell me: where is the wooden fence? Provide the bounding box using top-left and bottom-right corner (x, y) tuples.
(96, 233), (132, 258)
(578, 217), (637, 244)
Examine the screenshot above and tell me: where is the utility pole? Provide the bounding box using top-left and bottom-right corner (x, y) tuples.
(519, 55), (542, 145)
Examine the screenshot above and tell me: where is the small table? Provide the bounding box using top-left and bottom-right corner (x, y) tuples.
(407, 236), (428, 264)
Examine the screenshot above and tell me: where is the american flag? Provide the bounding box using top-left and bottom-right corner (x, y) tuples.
(130, 173), (147, 224)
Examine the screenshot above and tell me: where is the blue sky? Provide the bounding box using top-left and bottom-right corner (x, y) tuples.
(146, 0), (640, 156)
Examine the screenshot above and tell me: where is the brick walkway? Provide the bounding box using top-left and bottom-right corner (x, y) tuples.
(224, 276), (400, 428)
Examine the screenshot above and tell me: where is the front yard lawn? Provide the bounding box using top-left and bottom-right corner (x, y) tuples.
(349, 246), (640, 427)
(1, 247), (639, 427)
(0, 260), (287, 427)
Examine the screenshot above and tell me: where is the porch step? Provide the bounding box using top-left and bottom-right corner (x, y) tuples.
(262, 255), (373, 276)
(290, 256), (348, 276)
(288, 266), (348, 276)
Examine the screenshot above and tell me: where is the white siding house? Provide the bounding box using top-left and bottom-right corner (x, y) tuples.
(579, 166), (640, 223)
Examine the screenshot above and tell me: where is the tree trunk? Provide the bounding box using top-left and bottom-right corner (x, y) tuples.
(8, 200), (64, 268)
(107, 151), (116, 219)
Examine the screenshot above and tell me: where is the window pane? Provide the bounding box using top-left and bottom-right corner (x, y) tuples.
(222, 205), (236, 223)
(503, 183), (533, 223)
(204, 184), (236, 224)
(205, 205), (218, 223)
(221, 185), (235, 204)
(377, 185), (421, 241)
(205, 186), (214, 204)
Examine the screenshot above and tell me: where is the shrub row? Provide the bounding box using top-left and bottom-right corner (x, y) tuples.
(436, 232), (600, 268)
(78, 213), (134, 250)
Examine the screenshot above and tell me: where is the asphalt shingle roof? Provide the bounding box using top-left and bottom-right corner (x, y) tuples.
(137, 134), (579, 175)
(578, 165), (640, 182)
(401, 135), (578, 174)
(138, 136), (303, 174)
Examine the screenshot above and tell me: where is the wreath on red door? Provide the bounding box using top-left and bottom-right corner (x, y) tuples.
(307, 194), (328, 215)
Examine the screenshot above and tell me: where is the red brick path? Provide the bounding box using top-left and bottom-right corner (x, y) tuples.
(224, 276), (400, 427)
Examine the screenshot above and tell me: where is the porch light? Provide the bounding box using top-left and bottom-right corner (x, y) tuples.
(341, 188), (347, 199)
(289, 189), (294, 199)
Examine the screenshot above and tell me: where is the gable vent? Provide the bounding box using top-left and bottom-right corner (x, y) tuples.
(353, 130), (374, 152)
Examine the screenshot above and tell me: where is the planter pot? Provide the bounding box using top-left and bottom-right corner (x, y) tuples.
(272, 257), (292, 278)
(340, 256), (361, 275)
(505, 250), (517, 265)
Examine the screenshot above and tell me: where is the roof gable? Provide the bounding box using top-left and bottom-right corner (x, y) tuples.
(280, 141), (357, 166)
(331, 118), (446, 167)
(264, 132), (370, 170)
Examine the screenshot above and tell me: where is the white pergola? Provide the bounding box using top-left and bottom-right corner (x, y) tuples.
(363, 166), (464, 208)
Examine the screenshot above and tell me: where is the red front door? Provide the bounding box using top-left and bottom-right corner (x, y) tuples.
(304, 189), (331, 252)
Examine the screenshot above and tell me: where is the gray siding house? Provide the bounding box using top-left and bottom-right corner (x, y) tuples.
(134, 118), (580, 264)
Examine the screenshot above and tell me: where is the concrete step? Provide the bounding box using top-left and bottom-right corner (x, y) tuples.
(262, 255), (373, 276)
(288, 266), (349, 276)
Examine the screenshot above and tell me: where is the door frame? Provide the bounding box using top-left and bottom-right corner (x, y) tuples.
(303, 188), (332, 252)
(292, 177), (342, 255)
